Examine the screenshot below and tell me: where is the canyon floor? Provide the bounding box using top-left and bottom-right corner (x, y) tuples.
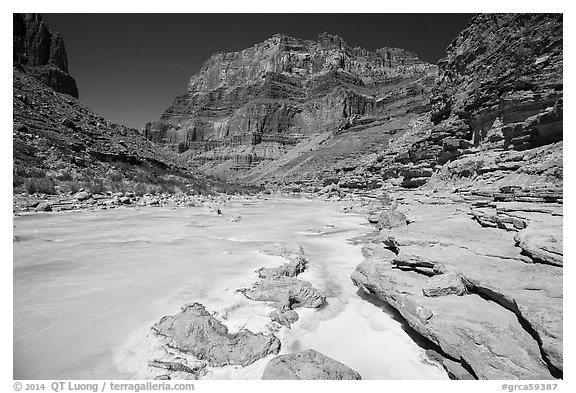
(13, 188), (562, 380)
(13, 196), (449, 380)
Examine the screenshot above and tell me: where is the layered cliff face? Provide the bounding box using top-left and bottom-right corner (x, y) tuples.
(431, 13), (562, 148)
(418, 13), (562, 190)
(315, 13), (563, 195)
(144, 33), (434, 173)
(13, 13), (79, 98)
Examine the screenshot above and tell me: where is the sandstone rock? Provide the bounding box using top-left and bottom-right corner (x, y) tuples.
(239, 276), (325, 328)
(425, 350), (475, 380)
(353, 259), (552, 379)
(401, 177), (428, 188)
(73, 191), (91, 201)
(361, 242), (397, 260)
(353, 196), (562, 378)
(514, 227), (563, 267)
(35, 201), (52, 212)
(471, 208), (527, 231)
(376, 209), (408, 230)
(422, 273), (468, 297)
(257, 256), (307, 279)
(262, 349), (361, 380)
(152, 303), (280, 367)
(270, 309), (299, 327)
(239, 277), (325, 309)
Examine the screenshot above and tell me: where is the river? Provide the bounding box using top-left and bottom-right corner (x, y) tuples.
(13, 197), (447, 380)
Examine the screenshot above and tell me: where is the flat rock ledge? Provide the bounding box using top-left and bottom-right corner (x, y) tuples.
(152, 303), (281, 367)
(262, 349), (362, 380)
(352, 192), (562, 380)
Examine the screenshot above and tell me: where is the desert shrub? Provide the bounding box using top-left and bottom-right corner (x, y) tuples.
(81, 168), (96, 182)
(110, 171), (123, 182)
(24, 177), (56, 195)
(88, 179), (106, 195)
(13, 175), (25, 188)
(134, 170), (151, 184)
(157, 182), (175, 194)
(55, 170), (73, 181)
(111, 180), (130, 194)
(133, 182), (148, 196)
(64, 180), (81, 194)
(14, 166), (47, 178)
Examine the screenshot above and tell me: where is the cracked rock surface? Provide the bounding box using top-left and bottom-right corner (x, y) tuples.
(352, 191), (562, 379)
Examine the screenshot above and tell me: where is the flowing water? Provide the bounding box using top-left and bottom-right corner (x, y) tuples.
(13, 197), (448, 380)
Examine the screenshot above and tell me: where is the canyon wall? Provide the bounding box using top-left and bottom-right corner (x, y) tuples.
(144, 33), (434, 172)
(13, 13), (79, 98)
(327, 13), (563, 194)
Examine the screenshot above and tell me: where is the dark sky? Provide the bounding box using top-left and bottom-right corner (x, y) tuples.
(42, 14), (473, 130)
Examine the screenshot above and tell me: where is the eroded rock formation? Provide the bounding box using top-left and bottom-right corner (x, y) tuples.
(13, 13), (79, 98)
(152, 303), (281, 367)
(351, 190), (562, 379)
(238, 243), (326, 327)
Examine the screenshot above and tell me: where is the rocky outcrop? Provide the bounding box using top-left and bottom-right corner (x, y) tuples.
(13, 53), (245, 200)
(425, 14), (562, 186)
(514, 227), (563, 267)
(262, 349), (362, 380)
(352, 191), (562, 379)
(305, 14), (563, 194)
(239, 277), (325, 327)
(13, 13), (79, 98)
(431, 15), (562, 146)
(152, 303), (281, 367)
(144, 33), (434, 175)
(256, 256), (307, 279)
(239, 243), (325, 327)
(13, 14), (243, 200)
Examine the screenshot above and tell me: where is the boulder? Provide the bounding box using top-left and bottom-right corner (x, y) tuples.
(239, 276), (325, 328)
(376, 209), (408, 230)
(73, 191), (91, 201)
(262, 349), (362, 380)
(422, 273), (469, 297)
(35, 201), (52, 212)
(119, 196), (132, 204)
(239, 277), (325, 309)
(257, 256), (307, 279)
(151, 303), (280, 367)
